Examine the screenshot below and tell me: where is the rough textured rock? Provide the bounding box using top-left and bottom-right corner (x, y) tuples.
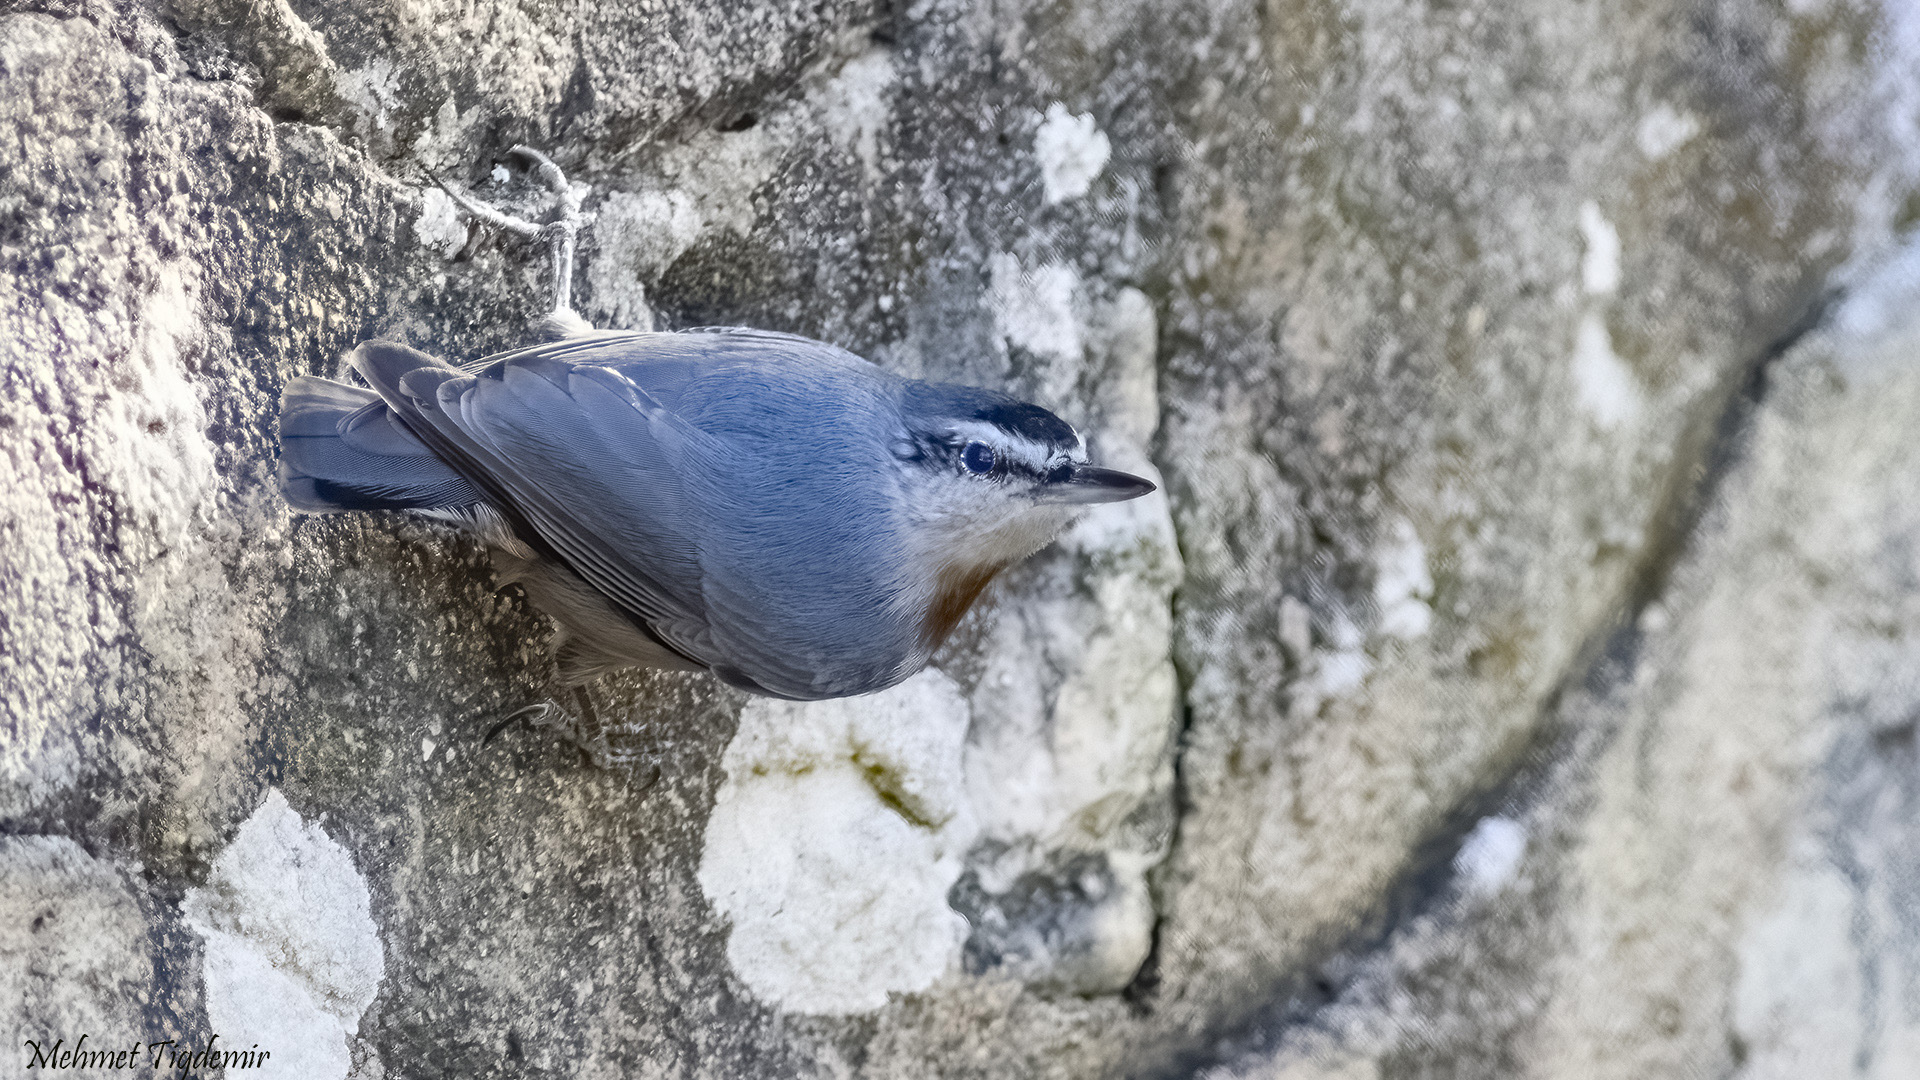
(2, 0), (1917, 1076)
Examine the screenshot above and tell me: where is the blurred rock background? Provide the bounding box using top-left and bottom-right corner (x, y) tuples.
(3, 0), (1918, 1075)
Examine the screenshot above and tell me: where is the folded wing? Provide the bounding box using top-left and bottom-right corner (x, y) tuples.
(352, 338), (719, 670)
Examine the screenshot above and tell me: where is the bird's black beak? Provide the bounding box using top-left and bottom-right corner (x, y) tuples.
(1035, 465), (1157, 505)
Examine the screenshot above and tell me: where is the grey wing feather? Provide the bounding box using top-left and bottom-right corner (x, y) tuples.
(280, 374), (481, 512)
(462, 327), (870, 386)
(448, 367), (718, 663)
(455, 330), (647, 373)
(351, 340), (721, 669)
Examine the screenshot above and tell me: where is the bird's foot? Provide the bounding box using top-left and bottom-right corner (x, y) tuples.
(486, 686), (660, 782)
(435, 145), (598, 339)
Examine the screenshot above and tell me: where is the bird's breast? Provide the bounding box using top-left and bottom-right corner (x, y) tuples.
(916, 560), (1005, 651)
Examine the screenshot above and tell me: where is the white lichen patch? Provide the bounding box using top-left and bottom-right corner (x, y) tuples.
(588, 42), (903, 332)
(1833, 230), (1920, 368)
(590, 47), (918, 332)
(413, 187), (468, 260)
(1571, 312), (1642, 428)
(1, 836), (155, 1042)
(1454, 816), (1528, 895)
(86, 264), (216, 562)
(976, 475), (1180, 847)
(960, 553), (1178, 991)
(1287, 606), (1374, 717)
(1085, 288), (1161, 445)
(589, 189), (699, 331)
(1034, 103), (1111, 204)
(587, 121), (775, 331)
(957, 291), (1183, 991)
(819, 49), (897, 185)
(968, 560), (1176, 811)
(1577, 201), (1621, 296)
(1311, 646), (1373, 699)
(1279, 596), (1314, 663)
(697, 671), (978, 1015)
(336, 59), (401, 134)
(1635, 103), (1701, 161)
(989, 252), (1084, 378)
(1373, 518), (1434, 640)
(1731, 846), (1865, 1077)
(183, 789), (384, 1080)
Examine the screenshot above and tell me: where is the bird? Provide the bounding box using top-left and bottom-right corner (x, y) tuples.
(278, 148), (1154, 702)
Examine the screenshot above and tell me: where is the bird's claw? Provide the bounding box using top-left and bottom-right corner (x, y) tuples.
(485, 689), (660, 777)
(483, 699), (563, 745)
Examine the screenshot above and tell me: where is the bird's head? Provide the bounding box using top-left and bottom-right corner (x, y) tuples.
(888, 382), (1155, 641)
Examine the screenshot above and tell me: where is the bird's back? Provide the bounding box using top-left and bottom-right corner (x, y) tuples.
(654, 341), (929, 697)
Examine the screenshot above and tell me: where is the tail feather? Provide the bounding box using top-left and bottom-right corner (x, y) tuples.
(351, 339), (452, 406)
(279, 373), (481, 513)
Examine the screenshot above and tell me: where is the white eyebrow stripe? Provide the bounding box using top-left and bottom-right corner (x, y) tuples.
(945, 421), (1056, 472)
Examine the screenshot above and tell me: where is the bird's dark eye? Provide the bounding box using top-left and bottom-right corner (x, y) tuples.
(962, 441), (996, 475)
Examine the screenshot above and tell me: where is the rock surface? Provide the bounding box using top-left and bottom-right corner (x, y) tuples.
(2, 0), (1917, 1076)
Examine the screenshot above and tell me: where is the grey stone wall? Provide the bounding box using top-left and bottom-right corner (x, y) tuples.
(3, 0), (1917, 1076)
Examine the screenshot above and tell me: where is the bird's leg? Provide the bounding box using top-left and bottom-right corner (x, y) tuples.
(435, 145), (597, 339)
(552, 684), (662, 773)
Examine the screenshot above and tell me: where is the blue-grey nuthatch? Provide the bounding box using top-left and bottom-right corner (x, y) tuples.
(279, 148), (1153, 701)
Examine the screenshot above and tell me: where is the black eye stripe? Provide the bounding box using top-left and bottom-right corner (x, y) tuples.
(962, 441), (996, 475)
